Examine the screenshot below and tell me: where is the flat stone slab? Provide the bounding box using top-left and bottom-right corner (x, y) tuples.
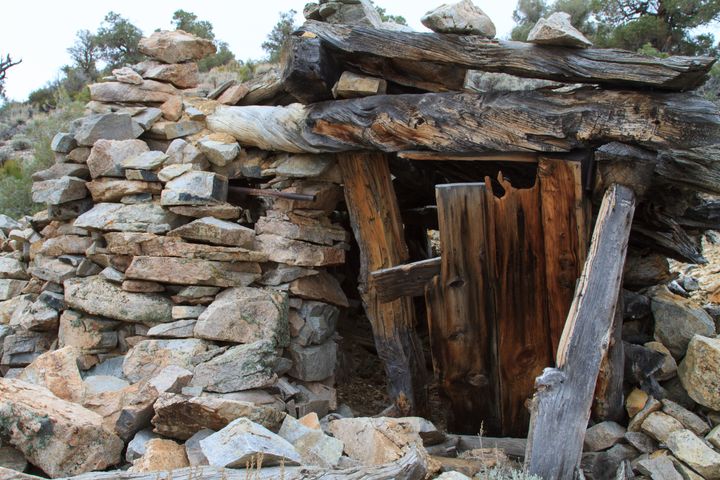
(139, 30), (216, 64)
(191, 340), (278, 393)
(161, 171), (228, 206)
(74, 202), (185, 233)
(32, 176), (88, 205)
(169, 217), (255, 248)
(125, 256), (261, 287)
(123, 338), (211, 383)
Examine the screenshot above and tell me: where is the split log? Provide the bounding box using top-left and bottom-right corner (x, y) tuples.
(371, 257), (441, 303)
(339, 152), (428, 415)
(592, 287), (626, 423)
(526, 184), (636, 480)
(207, 90), (720, 196)
(7, 446), (428, 480)
(426, 178), (552, 437)
(300, 21), (714, 91)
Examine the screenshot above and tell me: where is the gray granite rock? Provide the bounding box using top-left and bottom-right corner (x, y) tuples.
(74, 202), (185, 233)
(652, 287), (715, 358)
(287, 339), (337, 382)
(191, 340), (278, 393)
(168, 216), (253, 247)
(126, 428), (161, 463)
(51, 132), (77, 153)
(161, 171), (228, 206)
(74, 113), (138, 146)
(121, 150), (168, 170)
(528, 12), (593, 48)
(421, 0), (495, 37)
(32, 176), (88, 205)
(86, 139), (149, 178)
(122, 339), (211, 383)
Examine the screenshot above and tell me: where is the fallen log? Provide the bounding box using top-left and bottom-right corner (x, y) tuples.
(371, 257), (441, 303)
(299, 22), (714, 91)
(207, 90), (720, 195)
(526, 184), (636, 480)
(4, 445), (429, 480)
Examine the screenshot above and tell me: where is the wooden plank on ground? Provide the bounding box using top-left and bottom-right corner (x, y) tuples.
(427, 177), (553, 437)
(371, 257), (441, 303)
(538, 158), (589, 356)
(525, 184), (636, 480)
(339, 152), (428, 416)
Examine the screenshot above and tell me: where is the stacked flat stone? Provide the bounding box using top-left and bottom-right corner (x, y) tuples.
(0, 28), (353, 477)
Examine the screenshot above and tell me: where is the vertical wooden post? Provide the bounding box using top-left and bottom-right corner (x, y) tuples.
(427, 176), (553, 436)
(593, 289), (626, 422)
(526, 184), (636, 480)
(339, 152), (428, 415)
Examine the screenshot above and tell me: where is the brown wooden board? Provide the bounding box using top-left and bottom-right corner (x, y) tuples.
(339, 152), (428, 415)
(371, 257), (441, 303)
(526, 184), (636, 480)
(427, 177), (553, 437)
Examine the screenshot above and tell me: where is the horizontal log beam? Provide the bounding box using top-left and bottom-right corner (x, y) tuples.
(208, 90), (720, 195)
(371, 257), (441, 302)
(397, 151), (538, 162)
(300, 22), (714, 91)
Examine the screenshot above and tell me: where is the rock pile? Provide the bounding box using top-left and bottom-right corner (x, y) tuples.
(0, 27), (357, 478)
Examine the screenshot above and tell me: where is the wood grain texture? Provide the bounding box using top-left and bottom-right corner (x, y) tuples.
(592, 287), (626, 423)
(371, 257), (441, 303)
(526, 184), (636, 480)
(207, 90), (720, 196)
(538, 159), (588, 356)
(281, 35), (341, 104)
(397, 151), (538, 162)
(427, 178), (553, 437)
(339, 152), (428, 415)
(301, 21), (714, 91)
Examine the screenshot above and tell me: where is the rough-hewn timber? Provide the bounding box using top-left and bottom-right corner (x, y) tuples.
(207, 90), (720, 196)
(299, 22), (714, 91)
(371, 257), (441, 303)
(339, 152), (428, 416)
(526, 184), (636, 480)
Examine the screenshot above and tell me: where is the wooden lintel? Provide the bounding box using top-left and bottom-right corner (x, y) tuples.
(526, 183), (636, 480)
(301, 21), (714, 91)
(371, 257), (441, 303)
(397, 151), (539, 162)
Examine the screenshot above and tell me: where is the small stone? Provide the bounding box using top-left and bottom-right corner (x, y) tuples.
(132, 108), (163, 130)
(161, 95), (183, 122)
(652, 287), (716, 358)
(0, 443), (28, 473)
(58, 310), (119, 353)
(328, 417), (423, 466)
(51, 132), (77, 153)
(168, 216), (254, 247)
(165, 121), (203, 140)
(707, 425), (720, 449)
(279, 414), (343, 468)
(32, 163), (90, 182)
(257, 234), (345, 268)
(32, 176), (87, 205)
(126, 428), (160, 463)
(290, 271), (349, 307)
(158, 163), (192, 182)
(194, 287), (289, 345)
(151, 391), (285, 440)
(112, 66), (143, 84)
(666, 429), (720, 479)
(125, 169), (159, 182)
(0, 279), (28, 301)
(635, 455), (683, 480)
(185, 429), (213, 466)
(645, 341), (678, 380)
(86, 139), (149, 179)
(85, 375), (130, 395)
(287, 340), (337, 382)
(165, 138), (208, 169)
(67, 146), (91, 163)
(421, 0), (496, 37)
(199, 418), (301, 467)
(101, 266), (125, 283)
(1, 331), (54, 367)
(627, 388), (649, 418)
(259, 264), (317, 286)
(216, 84), (249, 105)
(527, 12), (593, 48)
(172, 305), (206, 320)
(678, 335), (720, 410)
(64, 276), (173, 323)
(129, 438), (189, 473)
(74, 202), (184, 233)
(191, 340), (278, 393)
(122, 339), (210, 383)
(0, 256), (28, 280)
(148, 319), (197, 338)
(74, 113), (138, 146)
(139, 30), (216, 64)
(332, 72), (387, 99)
(198, 138), (240, 166)
(121, 151), (168, 170)
(161, 171), (228, 206)
(142, 62), (199, 89)
(662, 399), (710, 436)
(584, 421), (626, 452)
(641, 411), (684, 443)
(168, 203), (242, 220)
(623, 431), (657, 454)
(0, 378), (124, 477)
(148, 365), (193, 394)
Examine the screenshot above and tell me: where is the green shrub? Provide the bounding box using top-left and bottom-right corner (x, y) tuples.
(10, 136), (32, 151)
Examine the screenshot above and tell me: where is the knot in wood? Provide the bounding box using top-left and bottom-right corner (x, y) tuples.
(534, 367), (565, 391)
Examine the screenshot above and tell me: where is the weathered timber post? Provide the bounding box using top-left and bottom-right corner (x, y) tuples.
(525, 184), (636, 480)
(338, 152), (428, 415)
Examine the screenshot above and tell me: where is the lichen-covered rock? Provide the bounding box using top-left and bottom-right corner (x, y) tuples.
(666, 429), (720, 479)
(125, 256), (261, 287)
(18, 346), (86, 403)
(0, 378), (123, 478)
(122, 338), (211, 383)
(191, 340), (278, 393)
(64, 276), (173, 323)
(421, 0), (496, 37)
(74, 202), (185, 233)
(139, 30), (216, 64)
(678, 335), (720, 410)
(194, 287), (289, 345)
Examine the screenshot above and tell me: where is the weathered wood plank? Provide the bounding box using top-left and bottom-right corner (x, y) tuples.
(301, 21), (714, 91)
(281, 35), (341, 104)
(339, 152), (428, 415)
(397, 151), (538, 162)
(371, 257), (441, 303)
(427, 178), (553, 437)
(526, 184), (636, 480)
(592, 287), (626, 423)
(207, 90), (720, 196)
(538, 158), (588, 356)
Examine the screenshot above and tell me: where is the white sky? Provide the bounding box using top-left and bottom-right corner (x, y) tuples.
(1, 1), (516, 102)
